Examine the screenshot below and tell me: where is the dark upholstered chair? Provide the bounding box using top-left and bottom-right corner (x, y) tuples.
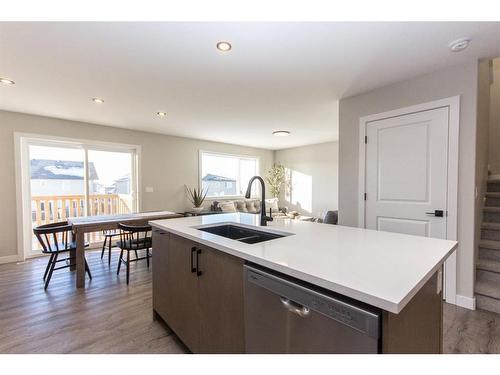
(323, 210), (338, 225)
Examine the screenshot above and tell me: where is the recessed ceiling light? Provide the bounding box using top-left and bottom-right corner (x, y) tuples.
(0, 77), (15, 85)
(91, 97), (104, 104)
(272, 130), (291, 137)
(449, 38), (470, 52)
(216, 41), (232, 52)
(156, 111), (167, 117)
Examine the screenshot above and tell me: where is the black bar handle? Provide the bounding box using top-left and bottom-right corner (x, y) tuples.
(190, 247), (197, 273)
(426, 210), (444, 217)
(196, 248), (203, 277)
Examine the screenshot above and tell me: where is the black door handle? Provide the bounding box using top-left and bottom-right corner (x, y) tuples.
(196, 248), (203, 277)
(190, 247), (197, 273)
(425, 210), (444, 217)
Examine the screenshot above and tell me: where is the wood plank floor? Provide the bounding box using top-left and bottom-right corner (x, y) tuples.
(1, 249), (500, 353)
(0, 249), (188, 353)
(443, 302), (500, 353)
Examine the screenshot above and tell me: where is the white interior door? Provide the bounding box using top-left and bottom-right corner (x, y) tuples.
(365, 107), (449, 239)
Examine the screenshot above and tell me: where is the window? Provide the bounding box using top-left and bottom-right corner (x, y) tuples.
(200, 151), (259, 198)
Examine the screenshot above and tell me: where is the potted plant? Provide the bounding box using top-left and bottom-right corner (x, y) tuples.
(185, 185), (208, 212)
(266, 163), (286, 198)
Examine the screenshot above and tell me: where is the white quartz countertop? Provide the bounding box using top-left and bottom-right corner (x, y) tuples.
(150, 213), (457, 314)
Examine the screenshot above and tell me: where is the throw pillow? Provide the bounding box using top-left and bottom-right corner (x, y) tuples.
(265, 198), (279, 212)
(245, 199), (259, 213)
(219, 201), (236, 213)
(234, 200), (248, 212)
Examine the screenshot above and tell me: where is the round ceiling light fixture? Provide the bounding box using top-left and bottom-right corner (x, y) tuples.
(0, 77), (15, 85)
(91, 97), (104, 104)
(156, 111), (167, 117)
(216, 41), (232, 52)
(449, 38), (470, 52)
(272, 130), (291, 137)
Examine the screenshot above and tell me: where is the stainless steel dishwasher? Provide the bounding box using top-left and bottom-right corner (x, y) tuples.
(244, 264), (381, 353)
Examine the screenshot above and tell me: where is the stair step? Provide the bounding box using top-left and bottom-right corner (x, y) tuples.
(483, 207), (500, 222)
(476, 294), (500, 314)
(480, 248), (500, 262)
(477, 269), (500, 283)
(482, 222), (500, 230)
(481, 223), (500, 240)
(485, 196), (500, 207)
(484, 207), (500, 213)
(487, 182), (500, 192)
(479, 240), (500, 251)
(475, 280), (500, 300)
(477, 258), (500, 273)
(486, 192), (500, 198)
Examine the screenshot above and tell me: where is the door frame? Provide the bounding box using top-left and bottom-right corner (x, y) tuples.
(14, 132), (142, 261)
(357, 96), (460, 305)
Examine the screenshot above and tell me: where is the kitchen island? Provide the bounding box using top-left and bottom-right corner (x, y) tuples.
(150, 213), (457, 354)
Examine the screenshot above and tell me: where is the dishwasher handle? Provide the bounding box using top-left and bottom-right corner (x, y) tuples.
(280, 297), (311, 318)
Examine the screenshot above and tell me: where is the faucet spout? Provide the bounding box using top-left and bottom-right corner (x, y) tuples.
(245, 176), (273, 226)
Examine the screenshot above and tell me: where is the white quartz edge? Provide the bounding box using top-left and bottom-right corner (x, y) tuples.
(150, 213), (457, 314)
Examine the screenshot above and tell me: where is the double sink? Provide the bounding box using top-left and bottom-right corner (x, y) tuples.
(197, 224), (292, 244)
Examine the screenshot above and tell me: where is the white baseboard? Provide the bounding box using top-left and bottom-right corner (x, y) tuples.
(455, 294), (476, 310)
(0, 254), (20, 265)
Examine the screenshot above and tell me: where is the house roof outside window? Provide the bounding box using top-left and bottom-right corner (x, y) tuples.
(30, 159), (99, 180)
(201, 174), (236, 182)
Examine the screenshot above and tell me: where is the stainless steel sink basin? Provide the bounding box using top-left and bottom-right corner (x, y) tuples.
(197, 224), (291, 244)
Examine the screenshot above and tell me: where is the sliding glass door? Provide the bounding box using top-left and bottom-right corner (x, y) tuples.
(26, 138), (139, 255)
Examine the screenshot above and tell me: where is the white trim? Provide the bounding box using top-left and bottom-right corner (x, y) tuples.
(357, 96), (460, 305)
(456, 294), (476, 310)
(0, 254), (21, 265)
(14, 134), (31, 262)
(14, 132), (142, 259)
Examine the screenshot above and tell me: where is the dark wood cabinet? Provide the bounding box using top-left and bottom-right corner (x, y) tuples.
(197, 244), (245, 353)
(152, 231), (245, 353)
(152, 229), (169, 318)
(382, 269), (443, 353)
(160, 233), (201, 352)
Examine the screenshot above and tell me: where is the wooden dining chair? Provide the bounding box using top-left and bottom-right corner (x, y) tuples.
(33, 221), (92, 290)
(101, 229), (120, 265)
(116, 223), (152, 284)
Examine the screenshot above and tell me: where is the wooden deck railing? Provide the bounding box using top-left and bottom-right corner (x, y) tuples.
(31, 194), (132, 248)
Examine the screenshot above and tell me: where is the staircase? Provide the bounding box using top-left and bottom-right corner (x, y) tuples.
(476, 178), (500, 313)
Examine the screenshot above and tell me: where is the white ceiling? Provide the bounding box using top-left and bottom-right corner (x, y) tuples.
(1, 22), (500, 150)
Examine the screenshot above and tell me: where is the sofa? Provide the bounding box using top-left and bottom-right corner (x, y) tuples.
(210, 197), (288, 218)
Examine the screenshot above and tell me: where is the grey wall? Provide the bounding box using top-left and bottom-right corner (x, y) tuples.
(338, 61), (479, 300)
(489, 58), (500, 175)
(0, 110), (274, 259)
(275, 141), (338, 218)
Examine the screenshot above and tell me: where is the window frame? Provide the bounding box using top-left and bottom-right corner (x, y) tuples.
(198, 150), (260, 199)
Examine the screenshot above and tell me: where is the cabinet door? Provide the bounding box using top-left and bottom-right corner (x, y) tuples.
(163, 234), (200, 352)
(152, 229), (169, 319)
(197, 245), (245, 353)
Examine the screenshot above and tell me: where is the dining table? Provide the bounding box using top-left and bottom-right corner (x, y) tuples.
(68, 210), (183, 288)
